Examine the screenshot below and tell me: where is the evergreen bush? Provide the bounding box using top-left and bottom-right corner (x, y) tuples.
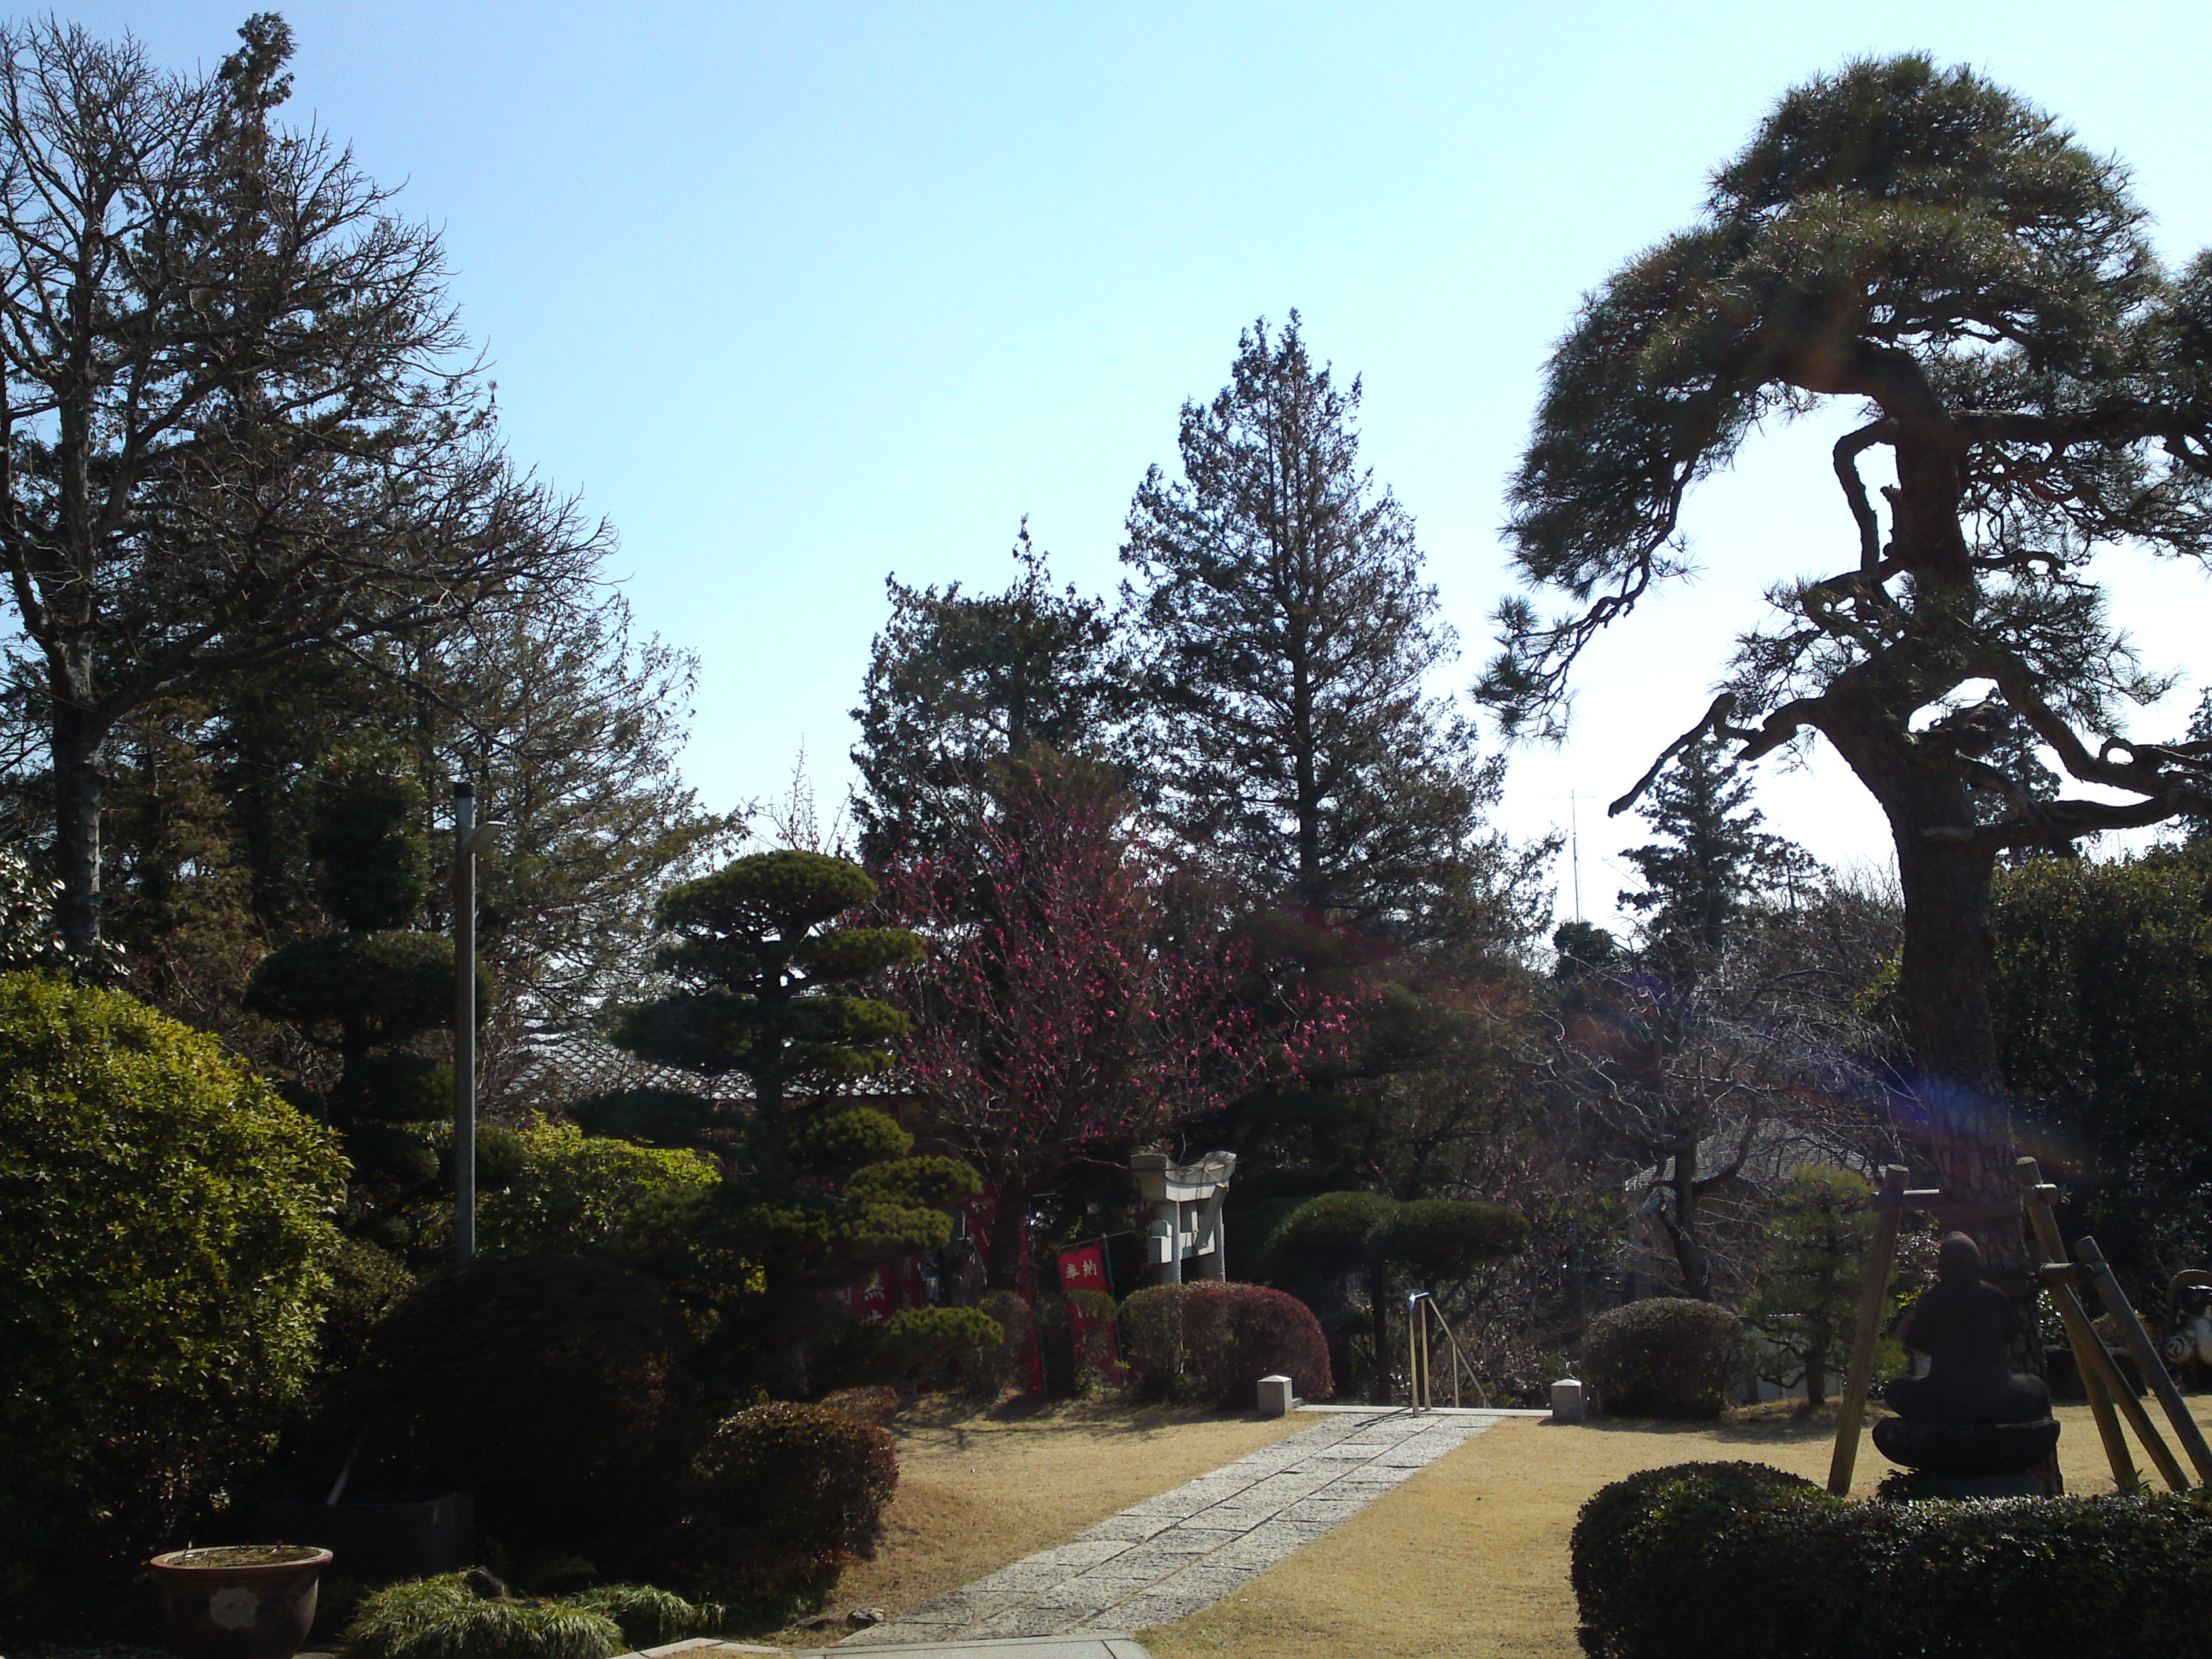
(1571, 1460), (2212, 1659)
(661, 1402), (899, 1618)
(1742, 1167), (1877, 1406)
(1580, 1298), (1742, 1419)
(355, 1255), (701, 1558)
(0, 973), (344, 1632)
(479, 1117), (717, 1262)
(859, 1305), (1004, 1382)
(1367, 1198), (1532, 1284)
(1121, 1283), (1332, 1406)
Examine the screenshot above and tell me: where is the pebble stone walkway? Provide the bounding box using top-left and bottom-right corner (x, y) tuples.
(842, 1408), (1506, 1646)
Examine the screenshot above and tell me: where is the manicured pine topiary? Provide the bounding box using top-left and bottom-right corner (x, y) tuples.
(609, 851), (981, 1393)
(1266, 1190), (1528, 1401)
(244, 754), (489, 1250)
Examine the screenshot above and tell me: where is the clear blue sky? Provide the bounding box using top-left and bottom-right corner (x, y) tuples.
(68, 1), (2212, 928)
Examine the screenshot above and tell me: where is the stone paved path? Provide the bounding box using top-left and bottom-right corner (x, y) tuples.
(844, 1409), (1505, 1645)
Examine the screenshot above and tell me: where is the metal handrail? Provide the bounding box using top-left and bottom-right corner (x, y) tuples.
(1405, 1290), (1490, 1410)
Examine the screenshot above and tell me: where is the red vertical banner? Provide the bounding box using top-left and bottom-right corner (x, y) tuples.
(1057, 1241), (1124, 1386)
(1057, 1242), (1109, 1295)
(841, 1265), (894, 1322)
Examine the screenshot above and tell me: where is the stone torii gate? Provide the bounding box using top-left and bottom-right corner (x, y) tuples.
(1132, 1150), (1236, 1284)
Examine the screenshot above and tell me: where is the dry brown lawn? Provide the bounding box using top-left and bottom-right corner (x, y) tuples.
(766, 1393), (2212, 1656)
(1148, 1396), (2212, 1659)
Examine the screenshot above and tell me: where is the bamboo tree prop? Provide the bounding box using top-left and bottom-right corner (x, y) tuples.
(2013, 1159), (2174, 1493)
(1828, 1166), (1908, 1495)
(2076, 1235), (2212, 1485)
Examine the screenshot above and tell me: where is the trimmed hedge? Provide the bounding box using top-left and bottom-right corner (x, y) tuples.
(1121, 1282), (1332, 1406)
(1580, 1298), (1741, 1419)
(666, 1401), (899, 1618)
(1571, 1460), (2212, 1659)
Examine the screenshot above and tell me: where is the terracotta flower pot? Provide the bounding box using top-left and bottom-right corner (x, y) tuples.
(147, 1544), (333, 1659)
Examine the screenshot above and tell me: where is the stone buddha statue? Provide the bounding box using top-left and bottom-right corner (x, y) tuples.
(1871, 1231), (2058, 1492)
(1883, 1232), (2050, 1424)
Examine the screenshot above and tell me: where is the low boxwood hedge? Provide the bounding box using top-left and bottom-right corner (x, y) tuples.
(1571, 1460), (2212, 1659)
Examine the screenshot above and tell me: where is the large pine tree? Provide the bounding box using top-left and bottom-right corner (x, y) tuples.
(1122, 315), (1534, 952)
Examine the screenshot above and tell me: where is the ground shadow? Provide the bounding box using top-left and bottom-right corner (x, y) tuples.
(1566, 1402), (1869, 1445)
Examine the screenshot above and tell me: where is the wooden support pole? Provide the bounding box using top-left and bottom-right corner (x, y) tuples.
(2077, 1236), (2212, 1486)
(2014, 1160), (2145, 1492)
(1829, 1165), (1908, 1496)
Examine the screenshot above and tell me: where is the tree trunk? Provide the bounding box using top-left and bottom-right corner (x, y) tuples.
(1366, 1261), (1394, 1405)
(1806, 1335), (1830, 1408)
(1822, 701), (2022, 1266)
(986, 1185), (1030, 1292)
(1664, 1139), (1714, 1300)
(50, 698), (107, 961)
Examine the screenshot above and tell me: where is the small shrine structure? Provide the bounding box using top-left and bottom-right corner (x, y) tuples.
(1132, 1150), (1236, 1284)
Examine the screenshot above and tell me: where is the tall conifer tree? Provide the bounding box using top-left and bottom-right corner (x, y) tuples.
(1619, 734), (1818, 978)
(850, 526), (1128, 866)
(1122, 315), (1534, 952)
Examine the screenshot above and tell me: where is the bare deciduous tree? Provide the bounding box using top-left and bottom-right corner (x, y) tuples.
(0, 15), (600, 955)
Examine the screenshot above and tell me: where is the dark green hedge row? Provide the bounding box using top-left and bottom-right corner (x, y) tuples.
(1572, 1461), (2212, 1659)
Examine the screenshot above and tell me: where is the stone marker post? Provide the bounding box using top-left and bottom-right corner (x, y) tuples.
(1550, 1377), (1586, 1423)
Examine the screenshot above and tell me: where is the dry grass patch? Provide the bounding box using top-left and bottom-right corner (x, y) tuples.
(765, 1394), (1307, 1646)
(1148, 1396), (2212, 1659)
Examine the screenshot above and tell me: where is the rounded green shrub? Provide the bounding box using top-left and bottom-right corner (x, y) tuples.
(572, 1086), (714, 1149)
(789, 1105), (913, 1168)
(1570, 1460), (2212, 1659)
(318, 1237), (418, 1374)
(1121, 1283), (1332, 1406)
(664, 1402), (899, 1618)
(0, 973), (344, 1631)
(358, 1254), (701, 1557)
(1367, 1198), (1531, 1284)
(1266, 1190), (1397, 1280)
(862, 1305), (1004, 1381)
(479, 1116), (718, 1261)
(245, 929), (463, 1046)
(1580, 1298), (1742, 1419)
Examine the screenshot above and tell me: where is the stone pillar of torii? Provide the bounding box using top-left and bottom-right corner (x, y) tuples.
(1132, 1150), (1237, 1285)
